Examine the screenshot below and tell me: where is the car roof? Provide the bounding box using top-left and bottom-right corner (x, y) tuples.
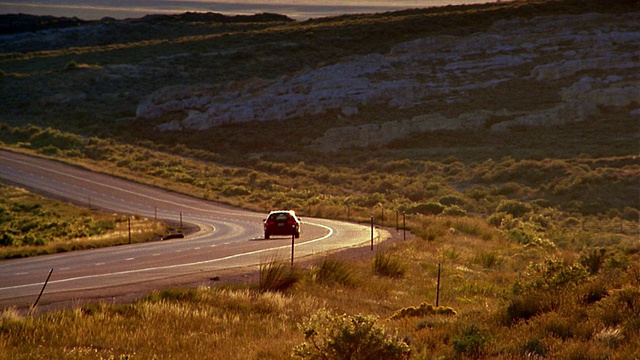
(269, 210), (296, 215)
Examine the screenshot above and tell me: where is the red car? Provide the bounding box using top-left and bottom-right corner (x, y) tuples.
(264, 210), (301, 239)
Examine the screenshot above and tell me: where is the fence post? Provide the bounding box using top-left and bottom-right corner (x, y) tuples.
(436, 263), (441, 307)
(370, 215), (374, 250)
(291, 234), (295, 267)
(403, 212), (406, 240)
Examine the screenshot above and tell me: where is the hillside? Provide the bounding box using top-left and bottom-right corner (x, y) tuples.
(0, 0), (637, 161)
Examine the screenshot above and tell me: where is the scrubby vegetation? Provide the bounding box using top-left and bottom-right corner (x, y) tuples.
(0, 182), (167, 259)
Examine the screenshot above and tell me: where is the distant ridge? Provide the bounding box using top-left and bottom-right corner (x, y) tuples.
(133, 12), (294, 24)
(0, 13), (89, 35)
(0, 12), (294, 35)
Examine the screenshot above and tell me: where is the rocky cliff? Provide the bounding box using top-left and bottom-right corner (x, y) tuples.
(135, 12), (639, 151)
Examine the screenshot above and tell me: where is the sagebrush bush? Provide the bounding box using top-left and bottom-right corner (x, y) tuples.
(293, 310), (410, 360)
(495, 199), (532, 218)
(503, 292), (554, 324)
(452, 323), (488, 358)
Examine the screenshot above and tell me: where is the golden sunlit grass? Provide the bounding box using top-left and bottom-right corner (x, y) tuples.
(2, 214), (636, 359)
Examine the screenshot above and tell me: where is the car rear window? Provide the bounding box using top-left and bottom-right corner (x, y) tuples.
(270, 213), (290, 221)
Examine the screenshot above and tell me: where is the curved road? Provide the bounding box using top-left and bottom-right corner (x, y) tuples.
(0, 150), (380, 310)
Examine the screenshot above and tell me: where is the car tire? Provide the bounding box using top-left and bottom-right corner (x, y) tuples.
(265, 233), (270, 240)
(295, 232), (300, 239)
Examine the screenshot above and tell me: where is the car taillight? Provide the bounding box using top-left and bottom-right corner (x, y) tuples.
(287, 218), (297, 225)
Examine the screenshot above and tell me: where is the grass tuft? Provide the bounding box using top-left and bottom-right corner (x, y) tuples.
(313, 256), (356, 286)
(373, 250), (407, 278)
(259, 258), (302, 293)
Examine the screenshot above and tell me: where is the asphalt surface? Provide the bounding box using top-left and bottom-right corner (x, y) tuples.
(0, 150), (379, 310)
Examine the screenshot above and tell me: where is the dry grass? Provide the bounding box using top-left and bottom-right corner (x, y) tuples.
(1, 213), (638, 359)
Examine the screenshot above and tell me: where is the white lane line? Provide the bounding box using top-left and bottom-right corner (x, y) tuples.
(0, 222), (335, 292)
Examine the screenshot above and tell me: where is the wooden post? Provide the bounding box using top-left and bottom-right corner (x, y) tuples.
(403, 212), (406, 240)
(128, 217), (132, 244)
(32, 268), (53, 312)
(291, 234), (295, 267)
(370, 215), (374, 251)
(436, 263), (441, 307)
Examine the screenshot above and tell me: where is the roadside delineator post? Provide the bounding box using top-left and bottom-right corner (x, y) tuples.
(370, 215), (374, 251)
(291, 234), (295, 267)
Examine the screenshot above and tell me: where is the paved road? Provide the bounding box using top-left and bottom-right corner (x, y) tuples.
(0, 150), (378, 309)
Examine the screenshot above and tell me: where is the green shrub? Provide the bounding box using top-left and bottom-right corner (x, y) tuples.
(503, 293), (553, 324)
(439, 194), (466, 207)
(452, 323), (488, 358)
(521, 336), (547, 358)
(578, 280), (609, 305)
(293, 310), (410, 360)
(64, 60), (80, 70)
(221, 185), (251, 196)
(495, 199), (532, 218)
(580, 248), (607, 275)
(442, 205), (467, 217)
(622, 207), (639, 221)
(473, 251), (502, 269)
(518, 258), (589, 293)
(373, 251), (406, 278)
(0, 233), (15, 246)
(409, 202), (445, 216)
(259, 259), (301, 293)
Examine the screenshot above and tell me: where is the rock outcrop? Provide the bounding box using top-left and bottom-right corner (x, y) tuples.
(135, 12), (639, 151)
